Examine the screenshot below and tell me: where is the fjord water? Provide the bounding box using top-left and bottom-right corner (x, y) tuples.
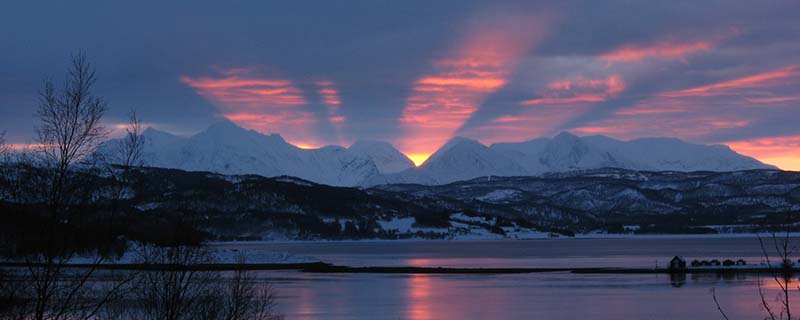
(221, 237), (800, 319)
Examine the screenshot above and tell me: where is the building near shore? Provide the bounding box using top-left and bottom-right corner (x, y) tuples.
(670, 256), (687, 270)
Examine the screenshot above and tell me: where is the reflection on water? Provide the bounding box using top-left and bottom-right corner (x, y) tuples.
(267, 271), (800, 320)
(215, 238), (800, 319)
(406, 274), (432, 320)
(225, 237), (800, 268)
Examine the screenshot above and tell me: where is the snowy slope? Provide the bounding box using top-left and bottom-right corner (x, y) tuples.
(386, 137), (527, 185)
(100, 123), (775, 187)
(581, 135), (772, 172)
(100, 121), (381, 186)
(348, 140), (415, 174)
(494, 132), (635, 173)
(370, 133), (773, 186)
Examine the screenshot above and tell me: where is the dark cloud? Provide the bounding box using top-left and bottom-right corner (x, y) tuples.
(0, 0), (798, 168)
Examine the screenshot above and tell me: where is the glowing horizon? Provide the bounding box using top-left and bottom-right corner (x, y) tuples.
(2, 3), (798, 172)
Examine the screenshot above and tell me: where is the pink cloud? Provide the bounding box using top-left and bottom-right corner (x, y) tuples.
(660, 65), (800, 98)
(181, 68), (322, 147)
(572, 64), (800, 147)
(600, 40), (715, 63)
(456, 75), (625, 143)
(396, 12), (552, 164)
(599, 29), (738, 63)
(521, 75), (626, 105)
(315, 80), (347, 144)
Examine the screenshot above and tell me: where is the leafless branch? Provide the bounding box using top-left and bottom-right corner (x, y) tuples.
(711, 288), (731, 320)
(0, 131), (8, 162)
(9, 53), (127, 320)
(34, 52), (108, 211)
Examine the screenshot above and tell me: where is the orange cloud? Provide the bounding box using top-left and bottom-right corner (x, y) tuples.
(660, 65), (800, 98)
(571, 113), (752, 141)
(457, 75), (625, 144)
(468, 104), (593, 143)
(6, 143), (47, 151)
(316, 80), (345, 124)
(746, 95), (800, 104)
(315, 80), (347, 144)
(726, 135), (800, 171)
(316, 80), (342, 106)
(600, 40), (714, 63)
(396, 13), (551, 163)
(521, 75), (626, 105)
(573, 64), (800, 147)
(181, 68), (322, 147)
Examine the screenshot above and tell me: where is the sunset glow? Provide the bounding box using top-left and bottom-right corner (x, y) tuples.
(4, 3), (800, 319)
(396, 12), (551, 164)
(601, 40), (714, 62)
(180, 68), (323, 147)
(3, 3), (798, 171)
(660, 65), (800, 98)
(726, 135), (800, 171)
(599, 29), (737, 63)
(406, 153), (431, 167)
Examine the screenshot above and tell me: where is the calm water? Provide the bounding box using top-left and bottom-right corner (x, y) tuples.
(218, 237), (800, 319)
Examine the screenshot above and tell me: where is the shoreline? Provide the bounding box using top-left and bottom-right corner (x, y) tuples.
(209, 232), (800, 245)
(3, 261), (797, 275)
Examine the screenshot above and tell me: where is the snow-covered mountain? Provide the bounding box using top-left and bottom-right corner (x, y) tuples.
(377, 132), (774, 185)
(100, 121), (388, 186)
(100, 122), (775, 187)
(403, 137), (526, 184)
(348, 140), (415, 174)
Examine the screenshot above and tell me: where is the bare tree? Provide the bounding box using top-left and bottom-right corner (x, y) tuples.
(220, 255), (281, 320)
(713, 215), (798, 320)
(35, 53), (108, 210)
(11, 53), (129, 320)
(128, 246), (281, 320)
(753, 227), (796, 320)
(0, 131), (8, 162)
(0, 130), (9, 202)
(131, 244), (220, 320)
(100, 109), (146, 258)
(116, 109), (145, 170)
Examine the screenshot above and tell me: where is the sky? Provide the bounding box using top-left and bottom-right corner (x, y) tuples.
(1, 1), (799, 169)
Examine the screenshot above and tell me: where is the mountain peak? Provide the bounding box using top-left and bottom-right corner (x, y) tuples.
(205, 120), (250, 134)
(349, 140), (394, 149)
(109, 123), (778, 187)
(349, 140), (414, 174)
(142, 126), (174, 137)
(440, 136), (483, 150)
(552, 131), (580, 141)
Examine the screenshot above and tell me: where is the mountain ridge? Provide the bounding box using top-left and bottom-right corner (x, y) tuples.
(98, 122), (776, 187)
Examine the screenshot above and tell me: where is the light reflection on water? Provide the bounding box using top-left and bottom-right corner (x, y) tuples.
(218, 237), (793, 268)
(265, 271), (800, 320)
(214, 238), (800, 319)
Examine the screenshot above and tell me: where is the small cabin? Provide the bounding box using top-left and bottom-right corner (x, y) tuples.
(710, 259), (721, 266)
(670, 256), (687, 270)
(723, 259), (735, 267)
(691, 260), (702, 267)
(736, 259), (746, 266)
(700, 260), (711, 266)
